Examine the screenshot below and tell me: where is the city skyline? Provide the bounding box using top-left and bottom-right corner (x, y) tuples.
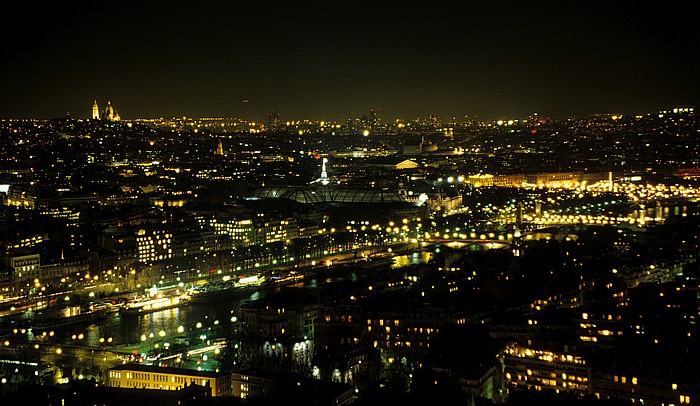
(1, 1), (699, 121)
(0, 84), (699, 404)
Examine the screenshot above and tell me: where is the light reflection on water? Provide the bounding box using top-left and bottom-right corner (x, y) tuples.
(391, 251), (433, 269)
(56, 248), (438, 348)
(64, 291), (268, 348)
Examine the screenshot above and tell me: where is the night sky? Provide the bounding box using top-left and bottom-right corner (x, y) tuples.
(1, 0), (699, 121)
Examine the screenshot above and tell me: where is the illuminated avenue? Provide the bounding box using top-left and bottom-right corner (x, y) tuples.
(0, 105), (699, 405)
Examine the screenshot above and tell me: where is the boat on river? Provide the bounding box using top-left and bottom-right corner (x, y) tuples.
(30, 307), (111, 332)
(120, 292), (191, 315)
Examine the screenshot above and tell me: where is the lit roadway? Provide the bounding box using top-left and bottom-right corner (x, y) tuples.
(0, 340), (124, 376)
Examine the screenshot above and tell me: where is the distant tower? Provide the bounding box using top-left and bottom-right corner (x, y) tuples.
(92, 100), (100, 120)
(428, 113), (439, 128)
(267, 110), (280, 127)
(214, 138), (225, 156)
(369, 108), (378, 129)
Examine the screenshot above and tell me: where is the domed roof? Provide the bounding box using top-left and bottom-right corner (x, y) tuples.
(252, 185), (405, 204)
(325, 187), (404, 203)
(253, 186), (325, 204)
(282, 188), (326, 204)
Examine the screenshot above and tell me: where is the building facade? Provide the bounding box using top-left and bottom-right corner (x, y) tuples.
(106, 364), (231, 397)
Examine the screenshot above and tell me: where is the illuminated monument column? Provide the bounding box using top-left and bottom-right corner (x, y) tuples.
(321, 158), (328, 184)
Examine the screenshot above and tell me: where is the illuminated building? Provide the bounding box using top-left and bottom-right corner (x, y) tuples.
(133, 224), (230, 263)
(576, 311), (625, 350)
(135, 227), (173, 263)
(39, 207), (81, 226)
(422, 189), (462, 216)
(92, 100), (100, 119)
(0, 265), (12, 299)
(493, 174), (527, 187)
(253, 184), (426, 225)
(231, 371), (276, 398)
(214, 138), (225, 156)
(525, 172), (581, 188)
(503, 345), (591, 397)
(1, 250), (41, 294)
(205, 215), (299, 248)
(102, 100), (120, 121)
(361, 157), (420, 170)
(208, 217), (254, 246)
(91, 99), (121, 120)
(192, 196), (323, 248)
(6, 186), (36, 209)
(40, 257), (89, 290)
(369, 108), (378, 129)
(468, 174), (495, 187)
(106, 364), (231, 397)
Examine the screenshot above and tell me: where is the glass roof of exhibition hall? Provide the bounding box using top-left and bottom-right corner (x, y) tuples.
(253, 185), (405, 204)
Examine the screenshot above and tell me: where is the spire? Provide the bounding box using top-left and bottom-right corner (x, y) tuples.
(92, 100), (100, 120)
(215, 139), (225, 156)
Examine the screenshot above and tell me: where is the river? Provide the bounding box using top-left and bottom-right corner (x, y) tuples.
(43, 250), (434, 351)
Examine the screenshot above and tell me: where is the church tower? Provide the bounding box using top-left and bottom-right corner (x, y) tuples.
(214, 138), (225, 156)
(92, 100), (100, 119)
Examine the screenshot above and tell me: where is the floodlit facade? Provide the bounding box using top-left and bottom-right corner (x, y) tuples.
(106, 364), (231, 397)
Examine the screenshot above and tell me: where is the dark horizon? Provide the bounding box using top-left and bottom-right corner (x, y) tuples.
(1, 1), (699, 122)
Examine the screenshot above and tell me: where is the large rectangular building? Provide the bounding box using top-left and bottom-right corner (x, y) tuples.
(106, 364), (232, 397)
